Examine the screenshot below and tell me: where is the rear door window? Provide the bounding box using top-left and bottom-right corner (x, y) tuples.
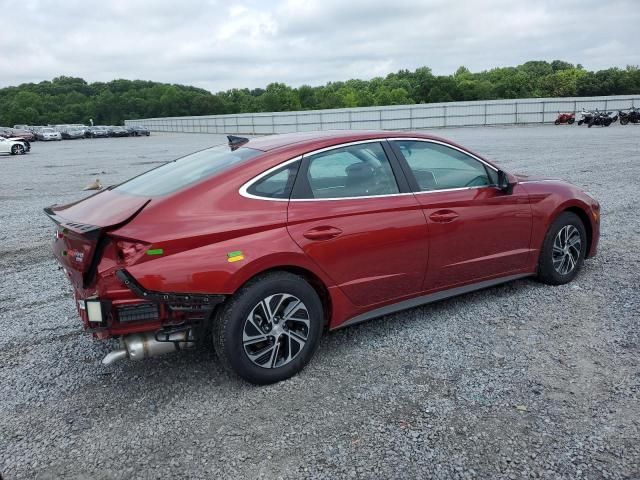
(115, 146), (262, 196)
(296, 142), (399, 199)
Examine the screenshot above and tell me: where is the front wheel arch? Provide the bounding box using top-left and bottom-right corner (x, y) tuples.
(562, 206), (593, 258)
(537, 211), (587, 285)
(542, 204), (594, 259)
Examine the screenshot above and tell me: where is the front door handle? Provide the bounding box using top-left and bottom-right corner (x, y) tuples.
(303, 226), (343, 241)
(429, 210), (459, 223)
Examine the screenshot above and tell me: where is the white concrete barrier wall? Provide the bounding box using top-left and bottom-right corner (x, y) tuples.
(125, 95), (640, 134)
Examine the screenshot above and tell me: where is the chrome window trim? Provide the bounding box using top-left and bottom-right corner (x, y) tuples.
(385, 137), (499, 172)
(238, 137), (500, 202)
(239, 139), (398, 202)
(413, 185), (494, 196)
(238, 156), (302, 202)
(300, 138), (386, 156)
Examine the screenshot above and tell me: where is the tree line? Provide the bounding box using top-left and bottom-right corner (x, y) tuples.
(1, 60), (639, 126)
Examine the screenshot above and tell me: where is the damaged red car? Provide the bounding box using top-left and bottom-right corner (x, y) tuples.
(46, 131), (600, 384)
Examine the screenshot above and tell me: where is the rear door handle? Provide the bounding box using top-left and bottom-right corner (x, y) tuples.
(429, 210), (459, 223)
(303, 226), (343, 241)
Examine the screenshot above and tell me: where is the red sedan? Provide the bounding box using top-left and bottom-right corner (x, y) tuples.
(45, 131), (600, 384)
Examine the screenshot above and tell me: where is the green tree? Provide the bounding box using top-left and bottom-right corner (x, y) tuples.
(0, 60), (637, 125)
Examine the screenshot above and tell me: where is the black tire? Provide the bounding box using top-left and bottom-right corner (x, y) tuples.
(212, 271), (324, 384)
(10, 144), (24, 155)
(578, 119), (584, 125)
(536, 212), (587, 285)
(568, 118), (575, 124)
(588, 120), (593, 128)
(604, 118), (612, 127)
(620, 117), (629, 125)
(554, 119), (560, 125)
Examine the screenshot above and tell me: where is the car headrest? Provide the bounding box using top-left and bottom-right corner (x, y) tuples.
(345, 162), (375, 184)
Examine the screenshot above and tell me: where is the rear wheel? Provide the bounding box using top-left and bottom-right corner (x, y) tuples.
(554, 119), (560, 125)
(212, 272), (324, 384)
(537, 212), (587, 285)
(620, 117), (629, 125)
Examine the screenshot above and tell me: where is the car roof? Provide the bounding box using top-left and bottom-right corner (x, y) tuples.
(241, 130), (452, 153)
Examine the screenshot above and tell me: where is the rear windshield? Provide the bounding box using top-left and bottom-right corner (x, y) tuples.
(115, 145), (262, 196)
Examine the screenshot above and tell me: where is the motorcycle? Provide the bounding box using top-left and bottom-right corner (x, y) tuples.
(554, 112), (575, 125)
(588, 110), (617, 128)
(619, 107), (640, 125)
(577, 109), (594, 125)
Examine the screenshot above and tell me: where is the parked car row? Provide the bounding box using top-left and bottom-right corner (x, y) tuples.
(554, 106), (640, 127)
(3, 124), (151, 141)
(0, 127), (36, 142)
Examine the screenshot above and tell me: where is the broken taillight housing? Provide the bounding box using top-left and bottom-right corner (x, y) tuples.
(115, 240), (149, 265)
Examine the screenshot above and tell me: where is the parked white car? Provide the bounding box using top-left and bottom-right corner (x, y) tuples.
(36, 128), (62, 141)
(0, 137), (28, 155)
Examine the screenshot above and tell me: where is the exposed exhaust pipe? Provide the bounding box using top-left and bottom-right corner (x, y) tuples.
(102, 330), (194, 365)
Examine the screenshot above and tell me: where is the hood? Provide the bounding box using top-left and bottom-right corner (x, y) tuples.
(514, 173), (562, 183)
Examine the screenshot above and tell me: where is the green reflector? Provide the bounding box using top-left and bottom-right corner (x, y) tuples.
(146, 248), (164, 256)
(227, 250), (243, 258)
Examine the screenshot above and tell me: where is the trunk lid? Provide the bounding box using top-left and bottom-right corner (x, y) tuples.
(45, 189), (150, 287)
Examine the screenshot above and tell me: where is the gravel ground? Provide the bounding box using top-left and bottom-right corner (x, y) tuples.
(1, 126), (639, 479)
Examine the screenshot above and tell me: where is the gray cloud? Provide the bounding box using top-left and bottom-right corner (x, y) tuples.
(0, 0), (638, 92)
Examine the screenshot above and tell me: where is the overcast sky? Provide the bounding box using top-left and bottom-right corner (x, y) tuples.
(1, 0), (639, 92)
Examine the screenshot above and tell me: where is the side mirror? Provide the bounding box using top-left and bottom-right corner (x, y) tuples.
(497, 170), (514, 194)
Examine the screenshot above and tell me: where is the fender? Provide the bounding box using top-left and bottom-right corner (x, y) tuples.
(521, 181), (599, 260)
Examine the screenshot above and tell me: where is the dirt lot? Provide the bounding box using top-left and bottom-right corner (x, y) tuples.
(1, 126), (639, 479)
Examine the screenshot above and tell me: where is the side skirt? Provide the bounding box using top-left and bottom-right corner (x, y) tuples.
(333, 273), (532, 330)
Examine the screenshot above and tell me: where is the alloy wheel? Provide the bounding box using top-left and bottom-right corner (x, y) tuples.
(552, 225), (581, 275)
(243, 293), (310, 369)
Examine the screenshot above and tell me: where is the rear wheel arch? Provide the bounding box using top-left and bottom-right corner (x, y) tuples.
(226, 265), (333, 328)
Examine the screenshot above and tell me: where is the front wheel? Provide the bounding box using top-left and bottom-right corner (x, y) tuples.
(10, 144), (25, 155)
(212, 272), (324, 384)
(537, 212), (587, 285)
(568, 118), (575, 124)
(620, 117), (629, 125)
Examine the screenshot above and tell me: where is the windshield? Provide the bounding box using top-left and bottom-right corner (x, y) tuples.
(115, 145), (262, 197)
